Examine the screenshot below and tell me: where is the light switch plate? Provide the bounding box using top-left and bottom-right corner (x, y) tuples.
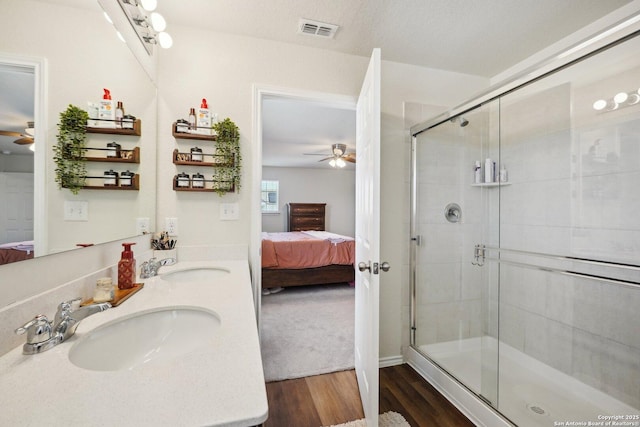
(64, 201), (88, 221)
(220, 203), (239, 220)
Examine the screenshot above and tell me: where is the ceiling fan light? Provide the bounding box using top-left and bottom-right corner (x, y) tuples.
(329, 159), (336, 167)
(29, 144), (35, 152)
(336, 158), (346, 168)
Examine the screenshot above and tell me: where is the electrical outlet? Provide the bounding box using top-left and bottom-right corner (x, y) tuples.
(136, 217), (150, 235)
(165, 217), (178, 236)
(64, 201), (88, 221)
(220, 203), (239, 220)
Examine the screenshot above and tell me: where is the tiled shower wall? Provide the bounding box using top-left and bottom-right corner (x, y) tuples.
(497, 57), (640, 408)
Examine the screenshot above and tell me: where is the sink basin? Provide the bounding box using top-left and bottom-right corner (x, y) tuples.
(160, 267), (230, 283)
(69, 307), (220, 371)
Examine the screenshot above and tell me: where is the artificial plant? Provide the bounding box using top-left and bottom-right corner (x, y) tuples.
(54, 104), (89, 194)
(211, 117), (241, 196)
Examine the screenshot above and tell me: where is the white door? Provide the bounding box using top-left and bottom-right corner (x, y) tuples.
(355, 48), (381, 426)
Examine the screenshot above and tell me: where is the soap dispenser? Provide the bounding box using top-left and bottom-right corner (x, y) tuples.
(118, 243), (136, 290)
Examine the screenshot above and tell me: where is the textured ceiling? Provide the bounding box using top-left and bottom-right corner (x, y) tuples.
(158, 0), (632, 77)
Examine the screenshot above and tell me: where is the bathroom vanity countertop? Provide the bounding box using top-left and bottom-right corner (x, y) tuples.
(0, 260), (268, 427)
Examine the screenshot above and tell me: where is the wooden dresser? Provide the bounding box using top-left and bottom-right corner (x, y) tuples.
(287, 203), (326, 231)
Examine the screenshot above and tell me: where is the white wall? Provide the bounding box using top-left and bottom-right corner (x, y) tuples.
(261, 166), (355, 236)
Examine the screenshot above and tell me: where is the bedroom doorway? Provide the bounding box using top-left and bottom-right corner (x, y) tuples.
(253, 86), (358, 382)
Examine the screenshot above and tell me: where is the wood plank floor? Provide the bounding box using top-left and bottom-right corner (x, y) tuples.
(264, 364), (475, 427)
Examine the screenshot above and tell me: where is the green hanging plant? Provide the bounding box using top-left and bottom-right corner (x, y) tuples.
(54, 104), (89, 195)
(211, 118), (242, 196)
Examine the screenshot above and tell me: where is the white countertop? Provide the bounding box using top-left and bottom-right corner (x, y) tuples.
(0, 260), (268, 427)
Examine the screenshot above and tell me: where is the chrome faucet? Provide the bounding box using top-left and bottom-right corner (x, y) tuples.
(15, 299), (111, 355)
(140, 257), (176, 278)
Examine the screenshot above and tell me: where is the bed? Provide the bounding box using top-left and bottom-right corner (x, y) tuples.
(0, 241), (34, 265)
(261, 203), (355, 288)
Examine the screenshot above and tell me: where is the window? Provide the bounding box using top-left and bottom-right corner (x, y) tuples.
(261, 180), (279, 213)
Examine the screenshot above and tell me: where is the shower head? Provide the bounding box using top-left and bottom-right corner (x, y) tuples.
(450, 116), (469, 127)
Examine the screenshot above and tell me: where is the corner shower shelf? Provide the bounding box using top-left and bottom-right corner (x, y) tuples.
(471, 182), (511, 187)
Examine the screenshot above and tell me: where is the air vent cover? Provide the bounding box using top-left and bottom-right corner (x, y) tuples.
(298, 18), (339, 39)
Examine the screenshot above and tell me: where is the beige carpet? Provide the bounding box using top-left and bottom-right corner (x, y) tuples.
(260, 284), (354, 382)
(324, 411), (410, 427)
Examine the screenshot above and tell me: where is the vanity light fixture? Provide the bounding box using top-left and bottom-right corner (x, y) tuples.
(117, 0), (172, 54)
(593, 88), (640, 113)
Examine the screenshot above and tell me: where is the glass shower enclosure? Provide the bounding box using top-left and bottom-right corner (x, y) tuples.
(410, 31), (640, 426)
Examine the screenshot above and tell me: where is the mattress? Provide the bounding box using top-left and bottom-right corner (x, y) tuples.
(261, 231), (354, 269)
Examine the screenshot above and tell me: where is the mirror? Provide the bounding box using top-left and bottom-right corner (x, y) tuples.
(0, 0), (157, 266)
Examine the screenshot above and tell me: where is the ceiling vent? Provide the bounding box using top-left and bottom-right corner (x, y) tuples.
(298, 18), (339, 39)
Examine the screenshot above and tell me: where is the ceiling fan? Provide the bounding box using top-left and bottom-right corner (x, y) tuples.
(311, 143), (356, 168)
(0, 122), (34, 145)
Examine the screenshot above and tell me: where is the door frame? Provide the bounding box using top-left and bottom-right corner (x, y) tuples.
(250, 85), (356, 324)
(0, 53), (48, 256)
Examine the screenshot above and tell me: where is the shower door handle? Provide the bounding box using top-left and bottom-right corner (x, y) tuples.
(380, 262), (390, 272)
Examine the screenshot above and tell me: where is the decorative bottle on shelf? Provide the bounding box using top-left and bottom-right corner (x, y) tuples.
(117, 243), (136, 290)
(188, 108), (196, 132)
(115, 101), (124, 128)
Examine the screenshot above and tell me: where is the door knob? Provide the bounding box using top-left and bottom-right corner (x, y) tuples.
(358, 261), (370, 272)
(380, 262), (390, 272)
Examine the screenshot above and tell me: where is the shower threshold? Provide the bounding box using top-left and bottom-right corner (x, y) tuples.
(420, 336), (639, 427)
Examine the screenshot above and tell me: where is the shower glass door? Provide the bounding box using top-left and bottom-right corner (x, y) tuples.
(412, 99), (500, 407)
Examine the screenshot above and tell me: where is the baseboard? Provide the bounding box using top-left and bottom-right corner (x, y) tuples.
(379, 355), (403, 368)
(405, 347), (513, 427)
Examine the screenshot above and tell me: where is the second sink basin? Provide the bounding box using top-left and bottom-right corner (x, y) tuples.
(69, 307), (220, 371)
(160, 267), (230, 283)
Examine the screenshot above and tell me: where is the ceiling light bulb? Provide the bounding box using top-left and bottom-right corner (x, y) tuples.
(29, 144), (35, 152)
(139, 0), (157, 11)
(158, 32), (173, 48)
(336, 158), (346, 168)
(593, 99), (607, 111)
(329, 159), (336, 168)
(150, 12), (166, 31)
(613, 92), (628, 104)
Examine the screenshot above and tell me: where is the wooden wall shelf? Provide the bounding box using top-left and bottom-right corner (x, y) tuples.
(172, 123), (217, 141)
(64, 174), (140, 191)
(86, 119), (141, 136)
(85, 146), (140, 163)
(172, 175), (234, 193)
(172, 149), (232, 167)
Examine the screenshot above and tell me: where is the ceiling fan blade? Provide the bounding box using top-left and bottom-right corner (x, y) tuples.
(14, 137), (34, 145)
(343, 156), (356, 163)
(317, 156), (333, 162)
(0, 130), (23, 138)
